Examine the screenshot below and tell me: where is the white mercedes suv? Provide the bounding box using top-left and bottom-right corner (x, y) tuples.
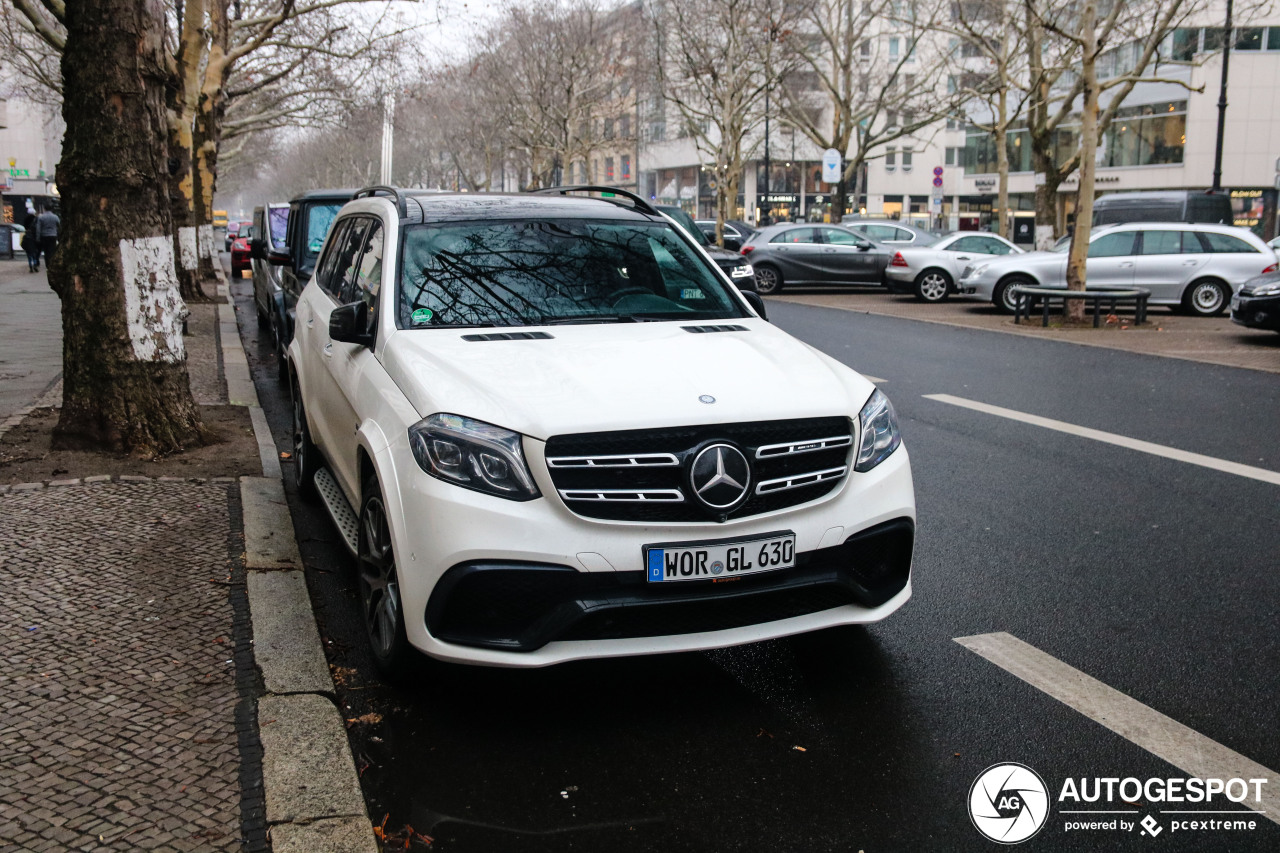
(286, 185), (916, 673)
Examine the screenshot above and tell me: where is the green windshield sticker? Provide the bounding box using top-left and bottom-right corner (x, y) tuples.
(680, 288), (704, 300)
(411, 308), (434, 325)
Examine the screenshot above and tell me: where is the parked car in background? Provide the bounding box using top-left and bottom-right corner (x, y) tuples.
(230, 226), (253, 276)
(885, 232), (1022, 302)
(287, 185), (915, 673)
(742, 223), (889, 294)
(656, 205), (757, 290)
(958, 223), (1278, 315)
(695, 219), (753, 251)
(840, 217), (940, 246)
(1091, 190), (1232, 226)
(250, 202), (290, 364)
(224, 219), (250, 251)
(1230, 271), (1280, 332)
(267, 189), (356, 381)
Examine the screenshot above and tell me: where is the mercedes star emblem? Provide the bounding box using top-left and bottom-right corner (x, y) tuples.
(689, 443), (751, 510)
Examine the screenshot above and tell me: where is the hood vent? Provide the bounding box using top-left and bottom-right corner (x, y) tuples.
(682, 324), (749, 334)
(461, 331), (554, 342)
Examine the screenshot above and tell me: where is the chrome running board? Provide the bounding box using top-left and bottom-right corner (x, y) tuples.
(315, 467), (359, 555)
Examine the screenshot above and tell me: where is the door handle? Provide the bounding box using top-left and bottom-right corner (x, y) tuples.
(1119, 262), (1134, 268)
(323, 343), (333, 358)
(823, 247), (838, 253)
(956, 255), (971, 260)
(1182, 260), (1199, 265)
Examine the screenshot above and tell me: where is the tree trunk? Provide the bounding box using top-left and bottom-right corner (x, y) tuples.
(192, 85), (221, 283)
(995, 87), (1010, 239)
(169, 0), (207, 302)
(51, 0), (205, 454)
(1032, 148), (1061, 250)
(1065, 0), (1100, 322)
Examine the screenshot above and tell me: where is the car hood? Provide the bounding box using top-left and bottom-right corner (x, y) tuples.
(969, 250), (1064, 274)
(704, 246), (748, 264)
(380, 320), (874, 440)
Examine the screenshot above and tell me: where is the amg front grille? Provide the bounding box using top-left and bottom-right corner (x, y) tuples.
(544, 417), (853, 522)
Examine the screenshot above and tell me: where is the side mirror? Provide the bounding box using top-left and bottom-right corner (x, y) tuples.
(742, 290), (769, 321)
(267, 247), (293, 267)
(250, 237), (263, 259)
(329, 301), (374, 347)
(856, 240), (873, 251)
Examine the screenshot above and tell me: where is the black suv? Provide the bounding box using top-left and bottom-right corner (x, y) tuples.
(264, 189), (356, 378)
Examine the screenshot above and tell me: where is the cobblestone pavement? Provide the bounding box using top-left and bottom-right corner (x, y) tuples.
(772, 289), (1280, 373)
(0, 480), (255, 852)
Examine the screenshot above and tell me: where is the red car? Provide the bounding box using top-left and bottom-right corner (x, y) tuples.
(231, 231), (253, 277)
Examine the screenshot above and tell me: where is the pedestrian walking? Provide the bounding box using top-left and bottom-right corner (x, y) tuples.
(21, 201), (39, 272)
(35, 206), (59, 266)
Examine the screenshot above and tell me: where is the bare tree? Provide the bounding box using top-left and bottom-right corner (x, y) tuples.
(652, 0), (800, 242)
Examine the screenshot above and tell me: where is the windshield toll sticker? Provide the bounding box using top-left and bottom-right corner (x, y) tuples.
(411, 307), (434, 325)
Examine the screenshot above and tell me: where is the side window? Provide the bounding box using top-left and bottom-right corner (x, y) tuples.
(864, 224), (901, 241)
(948, 236), (984, 253)
(312, 219), (351, 300)
(771, 227), (821, 244)
(333, 217), (372, 303)
(1088, 231), (1137, 258)
(355, 221), (384, 333)
(893, 227), (915, 242)
(1140, 231), (1182, 255)
(1180, 231), (1207, 253)
(1199, 231), (1259, 253)
(821, 228), (861, 245)
(980, 237), (1015, 255)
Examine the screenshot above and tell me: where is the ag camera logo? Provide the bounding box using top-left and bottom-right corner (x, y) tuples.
(969, 763), (1050, 844)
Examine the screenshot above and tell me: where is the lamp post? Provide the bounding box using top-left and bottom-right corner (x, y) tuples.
(762, 89), (770, 224)
(1211, 0), (1233, 191)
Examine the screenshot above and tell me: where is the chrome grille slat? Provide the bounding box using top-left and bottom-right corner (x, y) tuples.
(755, 466), (848, 495)
(557, 488), (685, 503)
(755, 434), (852, 460)
(547, 453), (680, 469)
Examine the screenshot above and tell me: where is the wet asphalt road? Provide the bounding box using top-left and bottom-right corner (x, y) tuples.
(228, 272), (1280, 852)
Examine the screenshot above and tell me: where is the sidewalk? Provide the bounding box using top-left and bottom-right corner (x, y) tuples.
(0, 275), (375, 851)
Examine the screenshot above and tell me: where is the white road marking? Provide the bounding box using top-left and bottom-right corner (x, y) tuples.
(954, 632), (1280, 826)
(925, 394), (1280, 486)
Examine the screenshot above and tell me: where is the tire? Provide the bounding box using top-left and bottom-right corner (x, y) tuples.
(1182, 278), (1228, 317)
(993, 275), (1034, 315)
(754, 264), (783, 295)
(913, 269), (952, 303)
(358, 477), (414, 677)
(255, 295), (269, 329)
(271, 311), (289, 385)
(290, 374), (321, 501)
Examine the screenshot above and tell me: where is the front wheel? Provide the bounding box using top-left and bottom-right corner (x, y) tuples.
(753, 265), (783, 295)
(1182, 279), (1228, 317)
(358, 478), (413, 677)
(914, 269), (952, 303)
(993, 276), (1033, 314)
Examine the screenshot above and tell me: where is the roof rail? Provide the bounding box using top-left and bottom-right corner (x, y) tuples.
(353, 185), (407, 217)
(530, 185), (660, 217)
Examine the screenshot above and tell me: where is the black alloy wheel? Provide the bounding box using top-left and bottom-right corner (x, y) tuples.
(290, 375), (320, 500)
(358, 479), (412, 676)
(754, 264), (783, 295)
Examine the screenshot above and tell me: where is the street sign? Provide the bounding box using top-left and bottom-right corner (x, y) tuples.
(933, 166), (944, 177)
(822, 149), (842, 184)
(932, 176), (944, 188)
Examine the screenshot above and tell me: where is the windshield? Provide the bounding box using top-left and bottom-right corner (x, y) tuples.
(267, 206), (289, 249)
(398, 219), (748, 328)
(301, 203), (343, 274)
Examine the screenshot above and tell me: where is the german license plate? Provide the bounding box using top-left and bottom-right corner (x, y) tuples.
(645, 532), (796, 583)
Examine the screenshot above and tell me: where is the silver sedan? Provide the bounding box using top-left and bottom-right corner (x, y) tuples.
(957, 223), (1279, 316)
(884, 232), (1023, 302)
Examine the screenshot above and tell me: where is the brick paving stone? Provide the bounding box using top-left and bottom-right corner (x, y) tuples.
(0, 482), (244, 852)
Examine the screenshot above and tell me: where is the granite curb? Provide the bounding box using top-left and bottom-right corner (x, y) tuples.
(218, 273), (377, 851)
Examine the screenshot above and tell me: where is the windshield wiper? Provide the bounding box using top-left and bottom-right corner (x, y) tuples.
(542, 314), (647, 325)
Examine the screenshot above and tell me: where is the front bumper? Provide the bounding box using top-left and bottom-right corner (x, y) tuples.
(386, 433), (916, 667)
(1231, 293), (1280, 330)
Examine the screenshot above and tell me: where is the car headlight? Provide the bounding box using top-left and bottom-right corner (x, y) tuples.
(1252, 281), (1280, 296)
(854, 390), (902, 473)
(730, 264), (755, 278)
(408, 413), (540, 501)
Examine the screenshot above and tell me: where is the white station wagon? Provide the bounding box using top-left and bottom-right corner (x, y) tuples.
(958, 222), (1278, 315)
